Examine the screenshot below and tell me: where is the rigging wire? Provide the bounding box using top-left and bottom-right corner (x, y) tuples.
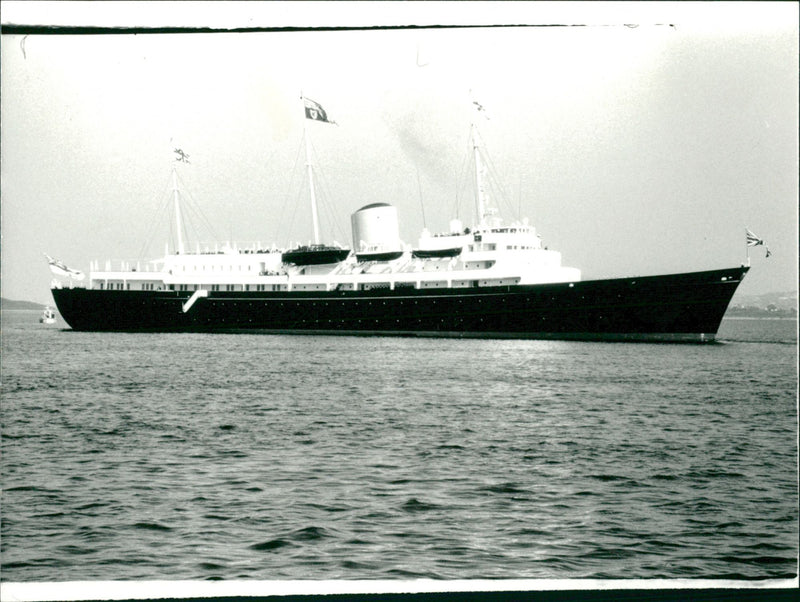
(306, 135), (348, 245)
(272, 136), (306, 248)
(452, 133), (473, 224)
(136, 171), (175, 261)
(470, 126), (521, 223)
(172, 169), (221, 248)
(416, 168), (426, 230)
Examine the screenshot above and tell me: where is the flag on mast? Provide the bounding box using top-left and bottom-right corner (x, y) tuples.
(173, 148), (190, 163)
(746, 229), (765, 247)
(745, 229), (771, 257)
(470, 89), (490, 120)
(303, 97), (335, 124)
(45, 254), (85, 280)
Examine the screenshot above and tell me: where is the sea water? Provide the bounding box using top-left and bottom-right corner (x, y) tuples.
(1, 311), (796, 582)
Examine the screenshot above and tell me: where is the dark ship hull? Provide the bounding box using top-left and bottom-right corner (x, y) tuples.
(52, 266), (748, 342)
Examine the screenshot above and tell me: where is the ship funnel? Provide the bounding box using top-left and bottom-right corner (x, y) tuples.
(351, 203), (401, 253)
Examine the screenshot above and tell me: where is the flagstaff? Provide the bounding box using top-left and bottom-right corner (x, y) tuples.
(745, 228), (771, 265)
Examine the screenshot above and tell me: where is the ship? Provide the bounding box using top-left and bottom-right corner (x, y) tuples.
(49, 97), (749, 342)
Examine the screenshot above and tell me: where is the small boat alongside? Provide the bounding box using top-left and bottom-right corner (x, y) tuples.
(39, 307), (56, 325)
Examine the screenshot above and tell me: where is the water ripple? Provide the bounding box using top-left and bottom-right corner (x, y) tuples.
(1, 314), (796, 581)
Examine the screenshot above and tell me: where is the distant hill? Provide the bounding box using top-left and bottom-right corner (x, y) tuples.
(731, 290), (798, 311)
(727, 290), (798, 318)
(1, 297), (47, 310)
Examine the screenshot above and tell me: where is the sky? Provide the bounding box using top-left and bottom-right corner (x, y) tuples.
(1, 2), (797, 305)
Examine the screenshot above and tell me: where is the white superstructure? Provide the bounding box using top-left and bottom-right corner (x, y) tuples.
(81, 213), (580, 295)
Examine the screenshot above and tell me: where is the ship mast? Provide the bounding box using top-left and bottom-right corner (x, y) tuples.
(171, 166), (185, 254)
(470, 95), (493, 228)
(302, 95), (321, 246)
(472, 122), (487, 227)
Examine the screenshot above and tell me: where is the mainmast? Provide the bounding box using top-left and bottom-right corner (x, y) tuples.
(301, 94), (321, 245)
(303, 120), (321, 245)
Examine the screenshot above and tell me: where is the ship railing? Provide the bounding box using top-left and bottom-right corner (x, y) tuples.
(90, 260), (164, 273)
(50, 278), (86, 290)
(173, 242), (284, 255)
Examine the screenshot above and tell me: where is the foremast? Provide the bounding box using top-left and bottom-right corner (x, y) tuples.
(171, 166), (185, 254)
